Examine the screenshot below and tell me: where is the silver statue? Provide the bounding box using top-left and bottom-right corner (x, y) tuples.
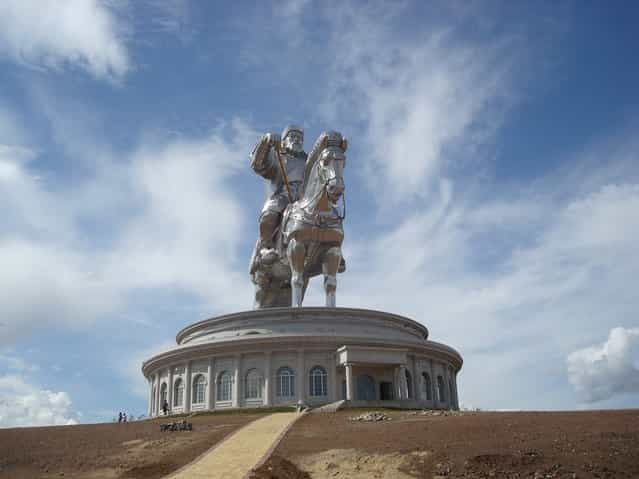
(249, 128), (347, 308)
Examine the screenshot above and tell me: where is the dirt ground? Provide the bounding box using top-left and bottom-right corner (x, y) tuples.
(0, 411), (261, 479)
(3, 409), (637, 479)
(254, 409), (639, 479)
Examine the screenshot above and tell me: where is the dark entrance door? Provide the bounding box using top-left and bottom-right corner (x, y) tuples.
(356, 375), (376, 400)
(380, 381), (394, 400)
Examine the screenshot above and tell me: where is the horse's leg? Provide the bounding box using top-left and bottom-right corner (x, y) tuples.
(287, 237), (306, 307)
(301, 276), (310, 303)
(322, 246), (342, 307)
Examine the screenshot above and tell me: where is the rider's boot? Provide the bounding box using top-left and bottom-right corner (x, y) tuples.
(258, 211), (280, 254)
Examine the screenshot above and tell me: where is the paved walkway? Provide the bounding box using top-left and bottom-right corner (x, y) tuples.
(167, 412), (300, 479)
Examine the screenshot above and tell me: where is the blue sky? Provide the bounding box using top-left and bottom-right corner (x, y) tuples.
(1, 1), (639, 426)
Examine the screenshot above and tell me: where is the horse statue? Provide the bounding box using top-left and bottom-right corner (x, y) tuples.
(250, 131), (347, 308)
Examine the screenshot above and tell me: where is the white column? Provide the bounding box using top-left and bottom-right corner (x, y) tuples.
(429, 359), (438, 408)
(453, 371), (460, 410)
(207, 358), (215, 411)
(147, 377), (153, 416)
(232, 354), (241, 408)
(296, 350), (305, 404)
(155, 373), (161, 416)
(441, 364), (448, 409)
(448, 366), (459, 410)
(345, 363), (354, 401)
(393, 367), (401, 399)
(442, 362), (450, 407)
(415, 365), (422, 401)
(330, 354), (338, 402)
(264, 352), (271, 407)
(167, 367), (173, 413)
(409, 356), (418, 400)
(184, 362), (191, 413)
(399, 365), (408, 400)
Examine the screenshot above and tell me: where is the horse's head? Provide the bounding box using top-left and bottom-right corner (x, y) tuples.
(318, 146), (346, 202)
(302, 131), (348, 207)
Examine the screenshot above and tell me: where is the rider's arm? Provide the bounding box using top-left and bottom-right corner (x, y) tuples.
(250, 133), (279, 180)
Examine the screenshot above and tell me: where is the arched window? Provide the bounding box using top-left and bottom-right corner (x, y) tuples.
(217, 371), (233, 402)
(245, 369), (263, 399)
(192, 375), (206, 404)
(422, 372), (433, 400)
(309, 366), (328, 397)
(437, 375), (446, 402)
(276, 367), (295, 397)
(173, 378), (184, 407)
(160, 382), (168, 407)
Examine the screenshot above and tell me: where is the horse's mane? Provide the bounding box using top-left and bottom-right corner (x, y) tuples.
(301, 131), (347, 196)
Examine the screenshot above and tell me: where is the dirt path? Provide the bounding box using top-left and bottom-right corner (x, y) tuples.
(167, 412), (300, 479)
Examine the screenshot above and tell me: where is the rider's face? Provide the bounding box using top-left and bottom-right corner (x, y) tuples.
(284, 132), (303, 153)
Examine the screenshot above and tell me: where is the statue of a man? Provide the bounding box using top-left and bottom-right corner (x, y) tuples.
(250, 125), (307, 253)
(249, 125), (307, 307)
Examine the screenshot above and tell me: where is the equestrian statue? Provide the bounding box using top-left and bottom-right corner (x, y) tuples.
(249, 126), (347, 308)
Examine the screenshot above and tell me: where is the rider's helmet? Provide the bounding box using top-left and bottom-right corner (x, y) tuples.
(282, 124), (304, 141)
(281, 125), (304, 154)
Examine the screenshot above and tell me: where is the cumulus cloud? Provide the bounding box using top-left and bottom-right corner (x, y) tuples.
(0, 375), (78, 428)
(0, 0), (129, 80)
(567, 327), (639, 403)
(0, 108), (256, 346)
(101, 120), (255, 307)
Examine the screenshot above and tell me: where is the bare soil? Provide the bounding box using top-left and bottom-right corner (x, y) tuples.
(255, 409), (639, 479)
(3, 409), (638, 479)
(0, 412), (261, 479)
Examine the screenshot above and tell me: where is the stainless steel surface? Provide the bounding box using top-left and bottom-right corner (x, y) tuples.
(249, 129), (348, 309)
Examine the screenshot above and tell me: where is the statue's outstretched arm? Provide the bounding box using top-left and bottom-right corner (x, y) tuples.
(250, 133), (280, 180)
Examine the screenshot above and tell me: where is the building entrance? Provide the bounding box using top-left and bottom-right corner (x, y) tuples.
(380, 381), (394, 400)
(356, 374), (376, 400)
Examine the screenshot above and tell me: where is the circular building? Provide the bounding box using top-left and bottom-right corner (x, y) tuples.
(142, 307), (462, 416)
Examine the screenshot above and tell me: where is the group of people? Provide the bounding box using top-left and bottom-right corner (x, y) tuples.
(117, 411), (132, 423)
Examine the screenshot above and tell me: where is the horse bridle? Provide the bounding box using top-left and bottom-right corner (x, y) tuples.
(306, 159), (346, 222)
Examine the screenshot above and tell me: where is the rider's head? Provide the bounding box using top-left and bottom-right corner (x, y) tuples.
(282, 125), (304, 154)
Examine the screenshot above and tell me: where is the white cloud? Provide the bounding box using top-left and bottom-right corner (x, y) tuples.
(0, 375), (78, 428)
(0, 0), (129, 80)
(0, 109), (256, 345)
(0, 239), (119, 346)
(332, 149), (639, 409)
(244, 2), (639, 409)
(316, 4), (520, 203)
(0, 352), (39, 374)
(567, 327), (639, 403)
(101, 120), (255, 308)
